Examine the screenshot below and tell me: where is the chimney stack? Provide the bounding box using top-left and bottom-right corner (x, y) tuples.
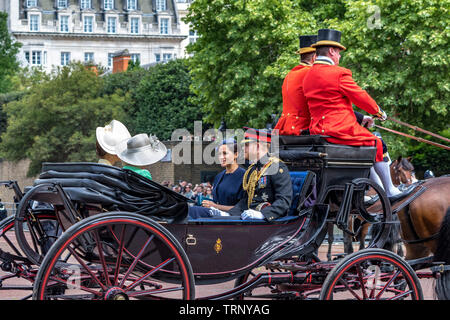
(112, 49), (131, 73)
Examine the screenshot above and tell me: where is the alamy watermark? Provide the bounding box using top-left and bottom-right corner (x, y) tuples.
(169, 121), (280, 166)
(367, 5), (382, 29)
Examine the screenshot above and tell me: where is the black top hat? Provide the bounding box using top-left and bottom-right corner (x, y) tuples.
(312, 28), (346, 50)
(297, 35), (317, 54)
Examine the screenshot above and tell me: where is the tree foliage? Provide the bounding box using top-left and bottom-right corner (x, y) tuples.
(0, 63), (129, 175)
(130, 59), (205, 140)
(0, 12), (21, 93)
(185, 0), (449, 159)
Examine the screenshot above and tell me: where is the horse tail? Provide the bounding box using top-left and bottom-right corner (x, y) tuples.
(434, 206), (450, 300)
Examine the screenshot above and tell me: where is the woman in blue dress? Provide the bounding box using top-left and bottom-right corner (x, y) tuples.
(188, 139), (245, 219)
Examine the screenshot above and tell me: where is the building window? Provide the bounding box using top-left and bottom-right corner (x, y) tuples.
(159, 18), (169, 34)
(108, 53), (114, 67)
(29, 14), (40, 31)
(189, 29), (198, 44)
(31, 51), (42, 65)
(84, 52), (94, 63)
(60, 15), (69, 32)
(131, 53), (140, 63)
(80, 0), (92, 9)
(107, 17), (117, 33)
(130, 17), (139, 34)
(84, 16), (93, 32)
(163, 53), (172, 62)
(156, 0), (166, 11)
(127, 0), (137, 10)
(26, 0), (37, 7)
(104, 0), (114, 10)
(57, 0), (68, 8)
(155, 53), (160, 62)
(24, 51), (30, 63)
(61, 52), (71, 66)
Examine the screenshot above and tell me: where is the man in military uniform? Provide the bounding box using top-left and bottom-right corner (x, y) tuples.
(274, 35), (317, 135)
(225, 128), (293, 221)
(303, 28), (403, 200)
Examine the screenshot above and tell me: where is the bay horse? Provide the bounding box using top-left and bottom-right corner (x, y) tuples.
(396, 175), (450, 260)
(390, 156), (418, 186)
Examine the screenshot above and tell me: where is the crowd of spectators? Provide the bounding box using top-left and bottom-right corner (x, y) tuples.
(161, 180), (214, 206)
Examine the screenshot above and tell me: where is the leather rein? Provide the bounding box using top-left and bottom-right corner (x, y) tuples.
(374, 116), (450, 151)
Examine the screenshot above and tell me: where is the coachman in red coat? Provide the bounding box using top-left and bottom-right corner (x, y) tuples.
(274, 35), (317, 135)
(303, 29), (403, 199)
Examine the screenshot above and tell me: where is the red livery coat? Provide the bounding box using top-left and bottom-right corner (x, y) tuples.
(303, 62), (384, 162)
(274, 63), (312, 135)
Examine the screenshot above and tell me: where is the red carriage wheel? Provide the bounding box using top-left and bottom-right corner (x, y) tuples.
(32, 212), (195, 300)
(319, 248), (423, 300)
(0, 212), (60, 299)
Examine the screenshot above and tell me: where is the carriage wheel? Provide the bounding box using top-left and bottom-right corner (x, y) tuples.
(319, 248), (423, 300)
(351, 178), (393, 250)
(33, 212), (195, 300)
(0, 212), (59, 299)
(14, 184), (64, 265)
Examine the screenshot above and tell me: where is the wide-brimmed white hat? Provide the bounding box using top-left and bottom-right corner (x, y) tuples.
(96, 120), (131, 155)
(116, 133), (167, 166)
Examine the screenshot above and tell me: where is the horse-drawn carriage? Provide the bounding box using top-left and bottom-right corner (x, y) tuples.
(0, 135), (447, 300)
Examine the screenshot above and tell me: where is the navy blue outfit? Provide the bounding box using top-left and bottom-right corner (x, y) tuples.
(188, 167), (246, 219)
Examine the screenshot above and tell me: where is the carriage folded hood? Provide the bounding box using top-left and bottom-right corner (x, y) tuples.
(34, 162), (190, 223)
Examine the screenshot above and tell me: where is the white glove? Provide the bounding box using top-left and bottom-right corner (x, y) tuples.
(375, 108), (387, 121)
(209, 207), (230, 217)
(361, 116), (374, 128)
(241, 209), (265, 220)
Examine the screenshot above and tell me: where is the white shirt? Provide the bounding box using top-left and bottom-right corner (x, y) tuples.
(316, 55), (334, 65)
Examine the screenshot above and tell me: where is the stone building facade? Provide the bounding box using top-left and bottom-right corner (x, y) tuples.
(3, 0), (194, 72)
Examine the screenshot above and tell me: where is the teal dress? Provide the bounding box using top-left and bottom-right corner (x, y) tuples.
(123, 165), (152, 180)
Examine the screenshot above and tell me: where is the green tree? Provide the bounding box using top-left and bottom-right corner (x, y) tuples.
(130, 59), (205, 140)
(0, 12), (21, 93)
(334, 0), (450, 156)
(0, 63), (129, 176)
(185, 0), (449, 161)
(185, 0), (351, 128)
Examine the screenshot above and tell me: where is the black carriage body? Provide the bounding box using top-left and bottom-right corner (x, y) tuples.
(28, 162), (329, 284)
(164, 204), (328, 284)
(27, 135), (378, 286)
(278, 135), (376, 203)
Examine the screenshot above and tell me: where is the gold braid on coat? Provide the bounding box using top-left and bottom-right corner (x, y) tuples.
(242, 157), (280, 209)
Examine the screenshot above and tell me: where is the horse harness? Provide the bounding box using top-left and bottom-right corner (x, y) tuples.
(396, 184), (440, 245)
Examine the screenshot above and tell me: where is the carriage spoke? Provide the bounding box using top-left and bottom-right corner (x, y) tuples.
(67, 246), (107, 291)
(127, 285), (185, 298)
(112, 225), (127, 286)
(375, 270), (400, 300)
(93, 229), (111, 287)
(338, 278), (362, 300)
(124, 257), (175, 292)
(355, 263), (368, 299)
(47, 275), (102, 297)
(119, 234), (154, 287)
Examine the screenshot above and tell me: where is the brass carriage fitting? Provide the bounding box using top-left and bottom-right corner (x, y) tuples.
(185, 234), (197, 246)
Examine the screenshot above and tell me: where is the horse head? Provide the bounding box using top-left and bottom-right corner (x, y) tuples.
(390, 156), (417, 186)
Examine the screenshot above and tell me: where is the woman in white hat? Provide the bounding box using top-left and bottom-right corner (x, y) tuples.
(115, 133), (167, 180)
(96, 120), (131, 167)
